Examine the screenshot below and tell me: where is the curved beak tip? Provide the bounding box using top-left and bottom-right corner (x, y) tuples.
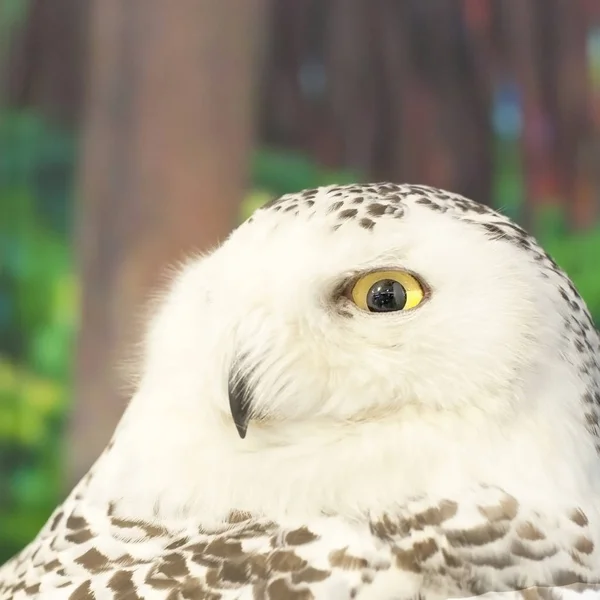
(228, 367), (252, 440)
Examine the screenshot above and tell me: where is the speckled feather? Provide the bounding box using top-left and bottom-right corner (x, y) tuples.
(3, 484), (600, 599)
(2, 183), (600, 600)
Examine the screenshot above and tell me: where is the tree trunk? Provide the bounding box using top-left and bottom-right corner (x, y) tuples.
(1, 0), (88, 124)
(70, 0), (267, 485)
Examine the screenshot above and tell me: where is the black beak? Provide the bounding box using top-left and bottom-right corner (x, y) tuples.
(228, 363), (253, 439)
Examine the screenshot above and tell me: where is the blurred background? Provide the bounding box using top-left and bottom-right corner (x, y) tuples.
(1, 0), (600, 563)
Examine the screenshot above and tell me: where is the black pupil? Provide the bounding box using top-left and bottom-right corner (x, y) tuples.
(366, 279), (407, 312)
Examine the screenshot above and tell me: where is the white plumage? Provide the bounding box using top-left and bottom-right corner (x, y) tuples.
(2, 183), (600, 599)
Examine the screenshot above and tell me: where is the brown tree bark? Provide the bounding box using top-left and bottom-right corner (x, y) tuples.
(70, 0), (268, 485)
(1, 0), (88, 124)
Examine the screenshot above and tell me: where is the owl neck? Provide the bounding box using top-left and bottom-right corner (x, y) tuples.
(78, 373), (600, 525)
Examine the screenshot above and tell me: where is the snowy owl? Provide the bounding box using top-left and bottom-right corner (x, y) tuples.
(1, 183), (600, 600)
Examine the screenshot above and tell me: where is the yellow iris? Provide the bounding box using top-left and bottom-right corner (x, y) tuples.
(350, 270), (425, 312)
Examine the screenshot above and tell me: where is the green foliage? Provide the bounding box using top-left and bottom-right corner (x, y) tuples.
(252, 148), (361, 196)
(0, 110), (76, 563)
(535, 207), (600, 325)
(491, 137), (525, 224)
(242, 148), (361, 221)
(0, 0), (30, 49)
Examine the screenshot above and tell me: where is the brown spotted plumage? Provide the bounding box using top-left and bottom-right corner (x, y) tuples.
(2, 486), (600, 598)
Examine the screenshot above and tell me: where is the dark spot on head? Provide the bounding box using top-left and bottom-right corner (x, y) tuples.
(367, 203), (387, 217)
(69, 581), (95, 600)
(260, 196), (280, 210)
(67, 515), (87, 530)
(24, 583), (42, 596)
(65, 529), (94, 544)
(359, 218), (375, 230)
(481, 222), (507, 239)
(107, 570), (140, 596)
(49, 511), (64, 532)
(75, 548), (111, 573)
(44, 559), (61, 572)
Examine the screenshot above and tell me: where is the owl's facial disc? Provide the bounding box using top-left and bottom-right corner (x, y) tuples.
(227, 269), (429, 439)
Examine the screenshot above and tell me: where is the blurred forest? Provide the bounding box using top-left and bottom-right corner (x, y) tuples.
(1, 0), (600, 563)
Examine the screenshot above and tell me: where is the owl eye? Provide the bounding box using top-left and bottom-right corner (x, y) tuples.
(350, 270), (425, 313)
